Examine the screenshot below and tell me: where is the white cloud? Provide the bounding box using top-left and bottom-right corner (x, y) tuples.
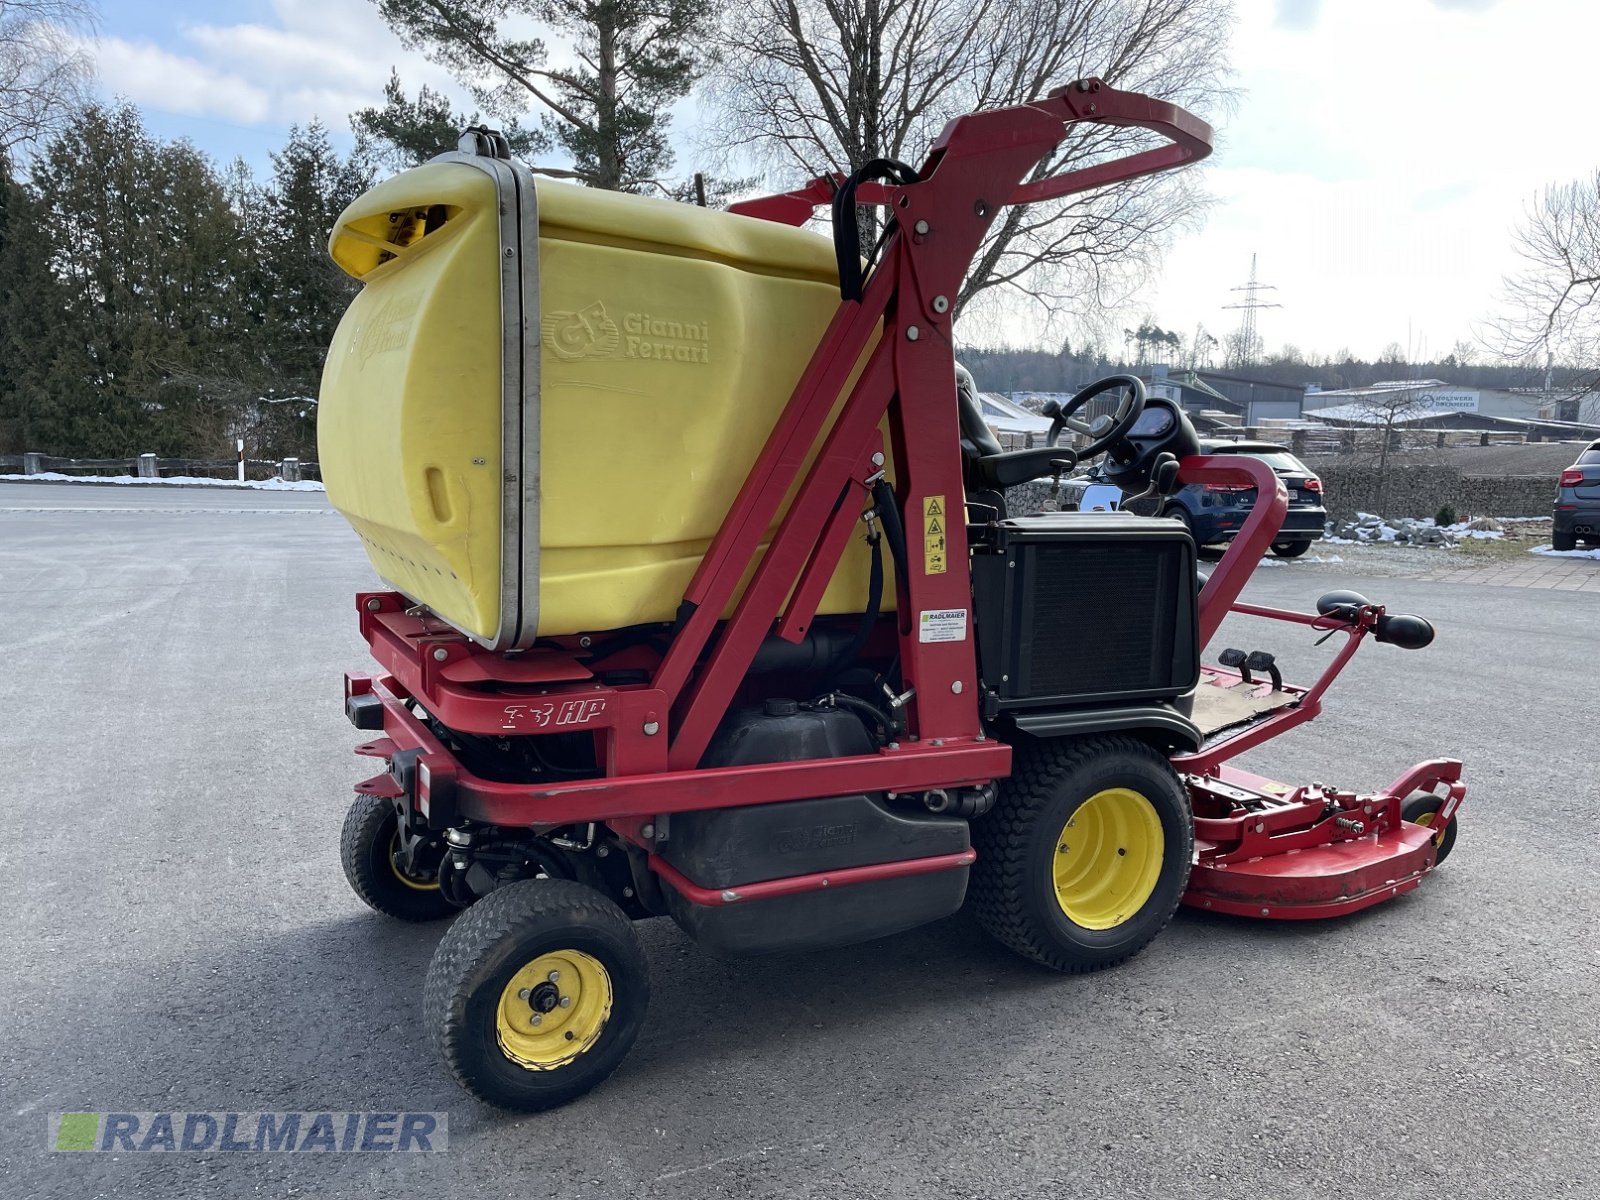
(93, 36), (272, 124)
(88, 0), (469, 134)
(1126, 0), (1600, 359)
(88, 0), (1581, 364)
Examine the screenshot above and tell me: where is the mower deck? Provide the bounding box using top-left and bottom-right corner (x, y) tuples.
(1181, 761), (1464, 919)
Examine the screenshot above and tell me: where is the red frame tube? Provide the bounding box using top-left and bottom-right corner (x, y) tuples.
(648, 850), (976, 906)
(1179, 454), (1289, 648)
(650, 78), (1214, 771)
(358, 676), (1010, 827)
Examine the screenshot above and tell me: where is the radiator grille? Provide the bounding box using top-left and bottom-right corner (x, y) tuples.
(972, 515), (1197, 709)
(1026, 545), (1173, 695)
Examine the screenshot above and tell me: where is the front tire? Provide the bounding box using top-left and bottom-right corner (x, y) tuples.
(340, 794), (456, 922)
(424, 878), (649, 1112)
(970, 735), (1193, 973)
(1270, 539), (1312, 558)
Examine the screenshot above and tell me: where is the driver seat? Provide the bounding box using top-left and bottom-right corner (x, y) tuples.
(956, 364), (1005, 458)
(955, 365), (1079, 491)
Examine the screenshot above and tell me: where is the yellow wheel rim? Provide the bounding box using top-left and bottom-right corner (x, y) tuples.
(1052, 787), (1165, 930)
(1412, 810), (1447, 847)
(495, 950), (613, 1071)
(388, 830), (441, 892)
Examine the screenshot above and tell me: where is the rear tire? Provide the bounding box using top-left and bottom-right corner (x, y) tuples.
(970, 735), (1193, 973)
(1270, 539), (1312, 558)
(1551, 529), (1577, 552)
(1401, 793), (1459, 867)
(424, 879), (648, 1112)
(340, 794), (456, 922)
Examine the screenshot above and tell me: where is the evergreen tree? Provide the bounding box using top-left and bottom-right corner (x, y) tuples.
(22, 103), (243, 455)
(0, 148), (71, 451)
(374, 0), (713, 192)
(352, 70), (545, 173)
(249, 121), (375, 455)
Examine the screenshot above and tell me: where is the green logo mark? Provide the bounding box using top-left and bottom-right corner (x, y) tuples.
(55, 1113), (100, 1151)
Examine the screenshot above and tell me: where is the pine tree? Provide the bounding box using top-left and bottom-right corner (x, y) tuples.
(352, 70), (546, 173)
(374, 0), (713, 192)
(248, 121), (375, 456)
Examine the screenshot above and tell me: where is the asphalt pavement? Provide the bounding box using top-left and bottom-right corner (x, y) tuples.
(1, 481), (1596, 1199)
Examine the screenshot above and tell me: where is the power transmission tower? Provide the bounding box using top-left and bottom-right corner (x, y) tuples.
(1223, 253), (1281, 368)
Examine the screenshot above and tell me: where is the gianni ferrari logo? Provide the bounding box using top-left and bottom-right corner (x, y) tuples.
(542, 300), (711, 364)
(501, 697), (608, 732)
(542, 301), (620, 360)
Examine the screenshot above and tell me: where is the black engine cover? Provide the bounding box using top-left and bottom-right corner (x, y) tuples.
(972, 512), (1199, 709)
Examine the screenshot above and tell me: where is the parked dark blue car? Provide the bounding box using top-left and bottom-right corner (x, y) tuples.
(1168, 441), (1326, 556)
(1059, 440), (1326, 557)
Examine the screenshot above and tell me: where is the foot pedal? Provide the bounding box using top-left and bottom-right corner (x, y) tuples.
(1217, 648), (1251, 683)
(1244, 650), (1283, 691)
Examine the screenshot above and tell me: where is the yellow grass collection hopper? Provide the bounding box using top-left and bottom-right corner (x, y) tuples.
(319, 137), (877, 647)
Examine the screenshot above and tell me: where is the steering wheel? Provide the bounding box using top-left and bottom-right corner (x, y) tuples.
(1042, 374), (1147, 459)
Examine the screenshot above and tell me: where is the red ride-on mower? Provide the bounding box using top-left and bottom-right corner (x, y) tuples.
(322, 80), (1465, 1111)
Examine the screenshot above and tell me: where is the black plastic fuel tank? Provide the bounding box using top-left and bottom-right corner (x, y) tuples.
(700, 698), (874, 767)
(661, 699), (971, 957)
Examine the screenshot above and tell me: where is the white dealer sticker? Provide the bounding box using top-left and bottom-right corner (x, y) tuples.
(918, 608), (968, 643)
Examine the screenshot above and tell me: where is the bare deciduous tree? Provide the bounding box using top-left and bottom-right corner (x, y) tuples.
(704, 0), (1233, 322)
(1492, 170), (1600, 390)
(0, 0), (96, 152)
(1342, 378), (1446, 515)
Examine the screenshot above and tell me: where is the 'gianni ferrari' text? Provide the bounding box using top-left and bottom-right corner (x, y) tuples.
(623, 311), (710, 364)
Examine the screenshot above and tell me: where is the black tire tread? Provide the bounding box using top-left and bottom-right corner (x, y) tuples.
(339, 793), (455, 923)
(423, 878), (647, 1111)
(1401, 793), (1459, 867)
(970, 734), (1192, 973)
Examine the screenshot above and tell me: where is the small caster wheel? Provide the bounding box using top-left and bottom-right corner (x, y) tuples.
(1402, 793), (1459, 866)
(340, 793), (457, 922)
(423, 878), (649, 1111)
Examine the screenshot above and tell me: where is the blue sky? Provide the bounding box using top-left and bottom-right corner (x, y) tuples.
(90, 0), (1599, 361)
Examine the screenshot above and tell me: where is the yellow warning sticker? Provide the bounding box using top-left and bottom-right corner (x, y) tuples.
(922, 495), (947, 574)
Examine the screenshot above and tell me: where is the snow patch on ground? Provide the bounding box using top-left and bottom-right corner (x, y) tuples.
(1326, 514), (1550, 547)
(1257, 554), (1344, 568)
(0, 472), (325, 491)
(1530, 543), (1600, 559)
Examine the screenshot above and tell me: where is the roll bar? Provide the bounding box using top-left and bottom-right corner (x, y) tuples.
(729, 78), (1213, 226)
